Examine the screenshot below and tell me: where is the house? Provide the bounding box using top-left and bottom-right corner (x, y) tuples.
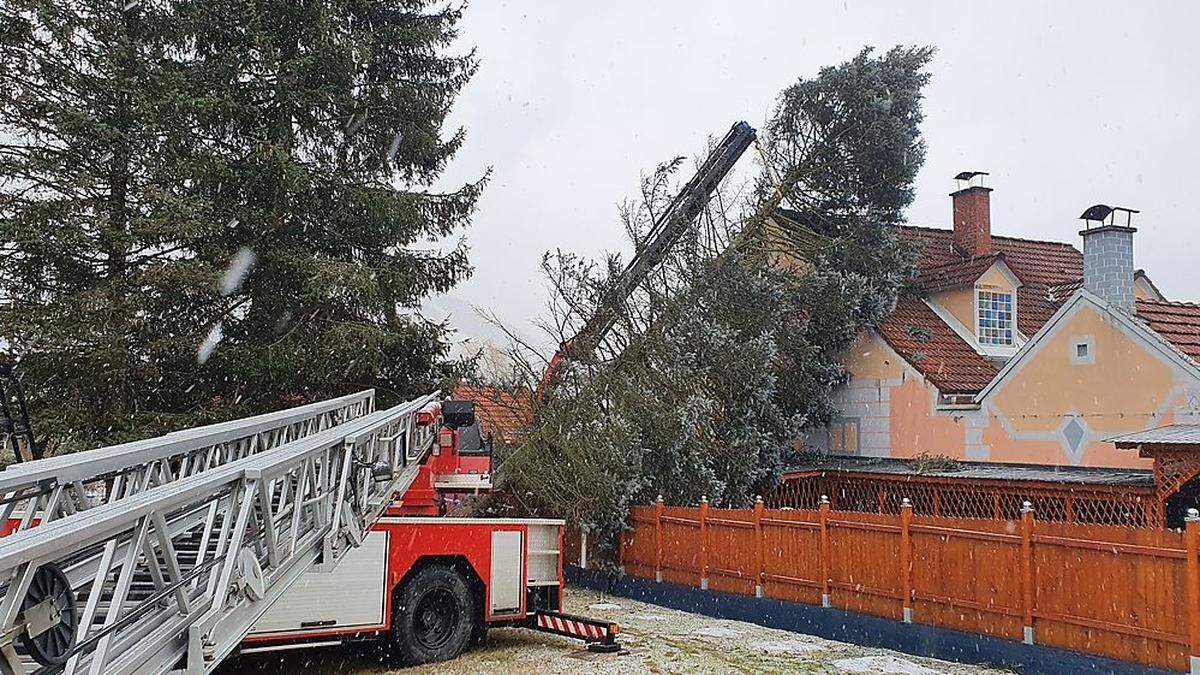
(781, 174), (1200, 525)
(451, 384), (532, 447)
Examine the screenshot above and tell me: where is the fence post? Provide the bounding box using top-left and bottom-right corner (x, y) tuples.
(654, 495), (664, 583)
(819, 494), (831, 608)
(699, 496), (710, 590)
(900, 497), (913, 624)
(754, 495), (765, 598)
(1021, 501), (1036, 645)
(1186, 509), (1200, 675)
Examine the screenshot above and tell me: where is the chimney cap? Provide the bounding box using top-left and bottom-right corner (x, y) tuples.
(953, 171), (991, 192)
(954, 170), (989, 182)
(1079, 204), (1139, 228)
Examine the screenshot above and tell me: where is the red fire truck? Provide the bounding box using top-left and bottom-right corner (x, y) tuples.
(0, 396), (618, 672)
(240, 399), (620, 664)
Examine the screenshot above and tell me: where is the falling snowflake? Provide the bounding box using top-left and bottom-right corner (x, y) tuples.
(387, 131), (403, 163)
(219, 248), (256, 296)
(346, 112), (367, 136)
(197, 322), (223, 364)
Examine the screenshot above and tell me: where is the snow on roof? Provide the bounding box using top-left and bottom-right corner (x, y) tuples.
(1108, 424), (1200, 447)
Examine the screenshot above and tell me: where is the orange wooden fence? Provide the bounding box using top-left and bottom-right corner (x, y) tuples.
(620, 496), (1200, 672)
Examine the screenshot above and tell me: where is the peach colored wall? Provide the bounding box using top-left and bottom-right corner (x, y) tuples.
(842, 332), (904, 380)
(931, 287), (975, 333)
(889, 376), (967, 459)
(977, 265), (1016, 291)
(978, 414), (1065, 464)
(1134, 276), (1161, 301)
(988, 305), (1172, 435)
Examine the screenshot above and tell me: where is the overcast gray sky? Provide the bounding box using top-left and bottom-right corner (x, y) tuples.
(428, 1), (1200, 352)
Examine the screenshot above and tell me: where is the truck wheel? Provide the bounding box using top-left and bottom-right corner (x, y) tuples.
(470, 615), (489, 646)
(392, 565), (475, 664)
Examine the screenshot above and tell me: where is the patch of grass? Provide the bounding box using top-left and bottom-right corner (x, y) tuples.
(909, 451), (961, 474)
(905, 324), (933, 342)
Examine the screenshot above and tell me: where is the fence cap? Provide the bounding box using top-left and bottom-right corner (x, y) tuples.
(701, 495), (708, 504)
(1021, 500), (1033, 512)
(819, 494), (830, 505)
(656, 494), (663, 503)
(1188, 508), (1200, 521)
(755, 495), (763, 503)
(901, 497), (912, 508)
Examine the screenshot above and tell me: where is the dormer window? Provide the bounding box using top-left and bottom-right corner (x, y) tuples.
(977, 288), (1014, 346)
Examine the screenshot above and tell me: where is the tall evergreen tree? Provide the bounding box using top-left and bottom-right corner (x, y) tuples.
(0, 0), (482, 455)
(0, 0), (220, 451)
(760, 45), (932, 427)
(179, 0), (483, 408)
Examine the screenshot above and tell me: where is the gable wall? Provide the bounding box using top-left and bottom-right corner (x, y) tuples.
(1134, 276), (1162, 301)
(931, 287), (975, 335)
(980, 302), (1198, 467)
(807, 331), (970, 458)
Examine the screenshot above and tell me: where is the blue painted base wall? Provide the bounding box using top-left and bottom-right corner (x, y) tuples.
(566, 566), (1177, 675)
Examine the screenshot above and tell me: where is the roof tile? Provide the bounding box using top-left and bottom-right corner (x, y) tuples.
(899, 225), (1083, 294)
(1136, 299), (1200, 363)
(875, 297), (1000, 393)
(452, 385), (532, 444)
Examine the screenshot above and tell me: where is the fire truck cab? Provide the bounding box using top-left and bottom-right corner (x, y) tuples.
(241, 398), (618, 664)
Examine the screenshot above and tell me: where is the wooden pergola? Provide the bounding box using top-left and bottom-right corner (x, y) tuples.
(1109, 424), (1200, 526)
(771, 455), (1161, 527)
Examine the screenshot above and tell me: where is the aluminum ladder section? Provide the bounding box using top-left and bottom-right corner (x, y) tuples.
(0, 390), (374, 536)
(0, 391), (436, 675)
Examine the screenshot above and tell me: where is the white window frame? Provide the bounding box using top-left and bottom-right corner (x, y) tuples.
(1070, 335), (1095, 365)
(974, 285), (1018, 357)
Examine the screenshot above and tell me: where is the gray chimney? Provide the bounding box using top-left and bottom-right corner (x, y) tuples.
(1078, 205), (1138, 311)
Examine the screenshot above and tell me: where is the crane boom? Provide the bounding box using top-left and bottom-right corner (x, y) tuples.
(537, 121), (757, 399)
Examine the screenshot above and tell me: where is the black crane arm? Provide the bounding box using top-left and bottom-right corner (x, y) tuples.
(537, 121), (757, 399)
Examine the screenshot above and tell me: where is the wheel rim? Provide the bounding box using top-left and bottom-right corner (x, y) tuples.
(412, 587), (460, 651)
(20, 564), (78, 667)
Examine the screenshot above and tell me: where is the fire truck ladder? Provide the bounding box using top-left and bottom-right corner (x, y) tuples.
(0, 390), (375, 537)
(536, 121), (757, 400)
(0, 391), (439, 675)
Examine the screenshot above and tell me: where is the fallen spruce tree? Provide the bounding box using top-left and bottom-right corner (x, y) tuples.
(485, 46), (934, 558)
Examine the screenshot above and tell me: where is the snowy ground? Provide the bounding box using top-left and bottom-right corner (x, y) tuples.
(221, 588), (1007, 674)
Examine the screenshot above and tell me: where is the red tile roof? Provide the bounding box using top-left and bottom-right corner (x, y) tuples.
(783, 219), (1200, 393)
(452, 384), (532, 445)
(868, 225), (1089, 393)
(875, 297), (1000, 394)
(897, 225), (1084, 287)
(915, 253), (1002, 292)
(896, 225), (1084, 344)
(1135, 299), (1200, 363)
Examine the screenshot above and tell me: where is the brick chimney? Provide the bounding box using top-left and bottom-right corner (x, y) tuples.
(951, 185), (993, 257)
(1079, 205), (1137, 311)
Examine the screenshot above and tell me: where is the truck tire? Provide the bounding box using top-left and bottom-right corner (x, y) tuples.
(470, 614), (489, 646)
(392, 564), (475, 665)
